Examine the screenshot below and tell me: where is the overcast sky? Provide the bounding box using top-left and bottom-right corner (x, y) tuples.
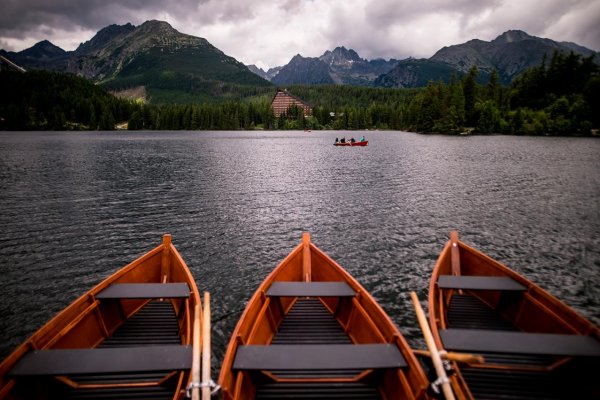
(1, 0), (598, 70)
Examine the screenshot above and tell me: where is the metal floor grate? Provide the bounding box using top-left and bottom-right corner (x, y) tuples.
(255, 298), (382, 400)
(100, 300), (181, 347)
(256, 382), (381, 400)
(447, 294), (586, 399)
(64, 300), (182, 400)
(448, 294), (515, 331)
(271, 298), (351, 345)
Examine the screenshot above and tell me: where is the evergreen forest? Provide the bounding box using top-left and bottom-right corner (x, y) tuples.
(0, 51), (598, 135)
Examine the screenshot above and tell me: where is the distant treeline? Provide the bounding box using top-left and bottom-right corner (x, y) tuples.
(1, 51), (598, 135)
(127, 86), (419, 131)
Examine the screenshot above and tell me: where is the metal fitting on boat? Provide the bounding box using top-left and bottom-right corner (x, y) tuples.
(430, 376), (451, 395)
(186, 380), (221, 398)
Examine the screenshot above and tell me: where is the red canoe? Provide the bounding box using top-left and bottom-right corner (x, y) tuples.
(334, 141), (368, 146)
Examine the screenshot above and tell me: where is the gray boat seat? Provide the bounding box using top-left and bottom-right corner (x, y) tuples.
(8, 345), (192, 376)
(266, 282), (355, 297)
(233, 343), (406, 371)
(96, 283), (191, 299)
(440, 329), (600, 357)
(438, 276), (526, 291)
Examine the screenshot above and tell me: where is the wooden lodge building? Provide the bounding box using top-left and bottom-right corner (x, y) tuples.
(271, 89), (312, 117)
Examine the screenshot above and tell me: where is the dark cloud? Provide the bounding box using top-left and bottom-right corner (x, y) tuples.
(0, 0), (597, 68)
(0, 0), (209, 37)
(364, 0), (502, 28)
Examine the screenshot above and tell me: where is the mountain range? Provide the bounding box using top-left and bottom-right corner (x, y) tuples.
(1, 22), (598, 104)
(249, 30), (598, 87)
(380, 30), (599, 87)
(249, 47), (399, 86)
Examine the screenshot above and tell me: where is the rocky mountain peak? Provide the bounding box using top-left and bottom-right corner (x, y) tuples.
(334, 46), (361, 60)
(320, 46), (362, 66)
(131, 20), (186, 44)
(247, 64), (282, 80)
(289, 54), (308, 63)
(108, 20), (212, 60)
(26, 40), (66, 57)
(492, 30), (534, 44)
(137, 20), (177, 35)
(261, 45), (398, 85)
(75, 23), (135, 55)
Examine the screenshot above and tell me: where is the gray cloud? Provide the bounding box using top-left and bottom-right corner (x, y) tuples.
(1, 0), (597, 69)
(0, 0), (210, 37)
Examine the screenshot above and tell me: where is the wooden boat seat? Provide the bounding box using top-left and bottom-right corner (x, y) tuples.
(440, 329), (600, 357)
(266, 282), (355, 297)
(438, 275), (526, 291)
(8, 345), (192, 376)
(233, 344), (406, 371)
(96, 283), (191, 299)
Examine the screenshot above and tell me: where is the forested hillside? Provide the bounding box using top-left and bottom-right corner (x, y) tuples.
(1, 51), (598, 134)
(0, 70), (137, 130)
(405, 52), (599, 134)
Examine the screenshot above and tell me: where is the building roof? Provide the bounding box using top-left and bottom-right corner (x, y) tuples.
(270, 89), (312, 117)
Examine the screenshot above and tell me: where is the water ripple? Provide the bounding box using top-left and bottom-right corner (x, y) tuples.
(0, 131), (598, 377)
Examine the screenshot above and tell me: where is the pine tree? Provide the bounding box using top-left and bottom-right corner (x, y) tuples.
(99, 106), (115, 130)
(486, 69), (500, 104)
(89, 104), (97, 130)
(448, 75), (465, 128)
(463, 65), (479, 126)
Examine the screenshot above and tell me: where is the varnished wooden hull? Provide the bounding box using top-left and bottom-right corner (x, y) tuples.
(0, 234), (201, 400)
(428, 231), (600, 400)
(219, 233), (429, 400)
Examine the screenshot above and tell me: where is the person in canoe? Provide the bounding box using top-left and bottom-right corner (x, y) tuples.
(334, 137), (339, 144)
(360, 135), (365, 142)
(350, 137), (356, 143)
(340, 137), (346, 143)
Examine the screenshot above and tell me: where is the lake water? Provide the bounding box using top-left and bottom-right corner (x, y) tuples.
(1, 130), (599, 374)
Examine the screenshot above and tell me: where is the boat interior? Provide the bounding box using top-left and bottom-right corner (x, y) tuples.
(0, 235), (201, 400)
(220, 233), (427, 400)
(430, 233), (600, 399)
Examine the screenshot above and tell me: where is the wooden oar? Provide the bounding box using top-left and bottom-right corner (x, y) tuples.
(191, 303), (202, 400)
(411, 291), (455, 400)
(202, 292), (212, 400)
(450, 230), (461, 276)
(413, 349), (484, 364)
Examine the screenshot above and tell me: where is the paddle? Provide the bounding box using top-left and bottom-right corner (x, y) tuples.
(189, 292), (219, 400)
(202, 292), (213, 400)
(410, 291), (456, 400)
(191, 303), (202, 400)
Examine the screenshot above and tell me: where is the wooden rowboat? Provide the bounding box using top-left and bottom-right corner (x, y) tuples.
(0, 234), (205, 400)
(334, 141), (369, 146)
(428, 231), (600, 400)
(218, 232), (429, 400)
